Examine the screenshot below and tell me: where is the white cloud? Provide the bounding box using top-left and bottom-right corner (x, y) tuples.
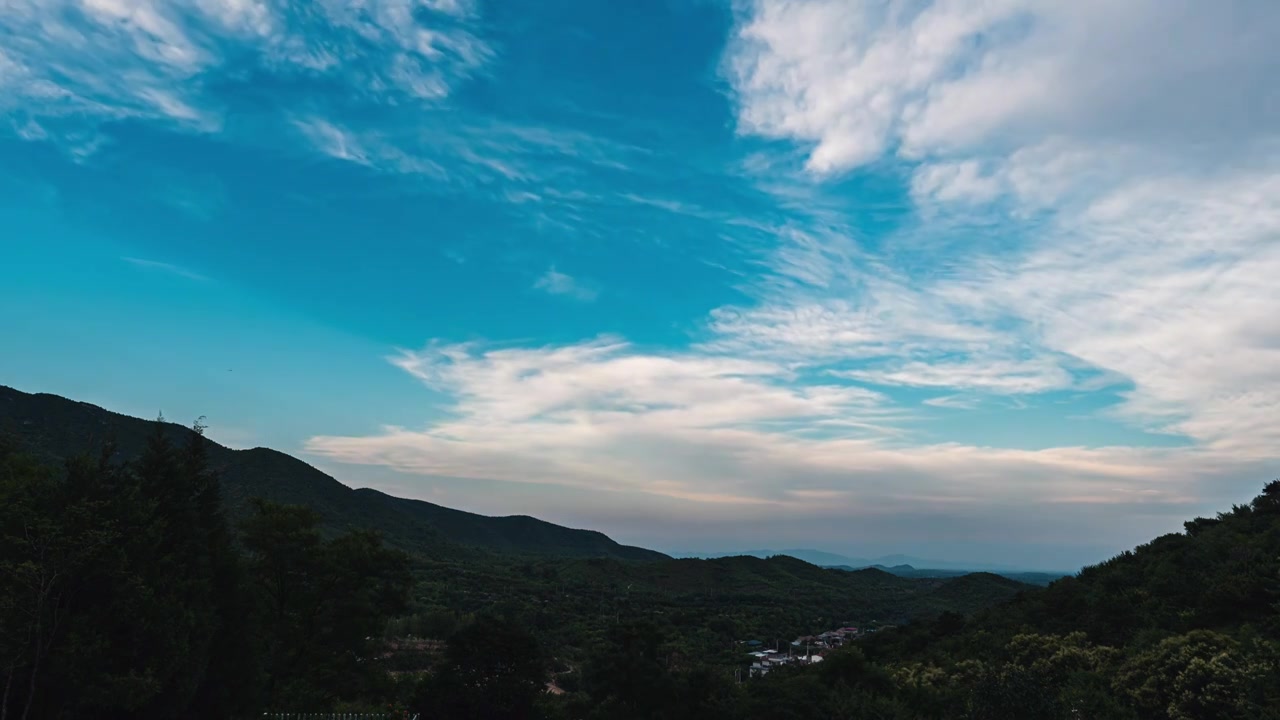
(921, 395), (979, 410)
(1002, 172), (1280, 452)
(196, 0), (275, 35)
(911, 160), (1002, 204)
(0, 0), (491, 146)
(308, 338), (900, 503)
(292, 117), (372, 166)
(122, 256), (209, 282)
(726, 0), (1280, 175)
(306, 337), (1273, 539)
(721, 0), (1280, 460)
(2, 2), (648, 198)
(282, 113), (646, 193)
(534, 267), (598, 302)
(835, 356), (1074, 395)
(726, 0), (1024, 173)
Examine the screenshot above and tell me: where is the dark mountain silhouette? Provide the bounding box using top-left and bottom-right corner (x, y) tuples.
(0, 385), (666, 561)
(823, 563), (1069, 586)
(674, 549), (1070, 584)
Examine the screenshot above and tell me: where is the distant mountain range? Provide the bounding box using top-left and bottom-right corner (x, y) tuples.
(671, 549), (1072, 584)
(0, 385), (666, 562)
(826, 565), (1068, 587)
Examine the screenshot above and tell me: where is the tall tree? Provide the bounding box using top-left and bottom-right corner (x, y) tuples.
(1, 421), (257, 719)
(414, 615), (547, 720)
(0, 443), (123, 720)
(240, 499), (411, 710)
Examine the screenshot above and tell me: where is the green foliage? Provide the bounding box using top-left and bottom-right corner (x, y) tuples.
(1113, 631), (1274, 720)
(0, 424), (255, 719)
(413, 615), (546, 720)
(844, 481), (1280, 719)
(0, 422), (411, 718)
(579, 621), (678, 719)
(240, 499), (412, 709)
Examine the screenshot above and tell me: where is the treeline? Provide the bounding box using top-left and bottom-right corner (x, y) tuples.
(0, 423), (412, 719)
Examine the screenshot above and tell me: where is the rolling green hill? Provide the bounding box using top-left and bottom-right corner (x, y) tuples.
(0, 385), (666, 561)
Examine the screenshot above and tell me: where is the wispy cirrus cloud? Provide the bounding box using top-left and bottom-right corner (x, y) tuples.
(287, 113), (649, 190)
(0, 0), (490, 151)
(921, 395), (980, 411)
(122, 256), (209, 282)
(1, 0), (655, 204)
(292, 118), (372, 167)
(533, 268), (598, 302)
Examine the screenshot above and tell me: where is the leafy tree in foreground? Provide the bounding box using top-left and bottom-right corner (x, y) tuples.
(2, 422), (411, 718)
(0, 445), (119, 720)
(0, 423), (255, 719)
(1113, 631), (1273, 720)
(241, 498), (412, 710)
(413, 614), (547, 720)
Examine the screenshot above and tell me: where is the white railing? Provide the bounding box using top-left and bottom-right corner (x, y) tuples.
(261, 714), (419, 719)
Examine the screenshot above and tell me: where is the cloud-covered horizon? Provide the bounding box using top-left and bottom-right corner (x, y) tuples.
(4, 0), (1278, 567)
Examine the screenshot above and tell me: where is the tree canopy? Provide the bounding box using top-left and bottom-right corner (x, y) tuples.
(0, 425), (410, 719)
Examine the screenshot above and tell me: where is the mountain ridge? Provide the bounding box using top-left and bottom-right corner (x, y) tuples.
(671, 548), (1072, 577)
(0, 385), (666, 562)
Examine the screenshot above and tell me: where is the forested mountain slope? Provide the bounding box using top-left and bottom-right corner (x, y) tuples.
(0, 385), (666, 561)
(819, 481), (1280, 719)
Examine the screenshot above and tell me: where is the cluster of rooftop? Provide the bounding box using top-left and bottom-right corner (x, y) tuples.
(742, 625), (884, 677)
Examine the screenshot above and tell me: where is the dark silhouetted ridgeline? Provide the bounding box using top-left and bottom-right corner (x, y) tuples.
(0, 385), (665, 561)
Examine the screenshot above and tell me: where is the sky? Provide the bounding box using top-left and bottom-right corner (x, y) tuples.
(2, 0), (1279, 570)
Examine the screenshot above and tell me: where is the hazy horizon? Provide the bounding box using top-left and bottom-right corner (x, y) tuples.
(3, 1), (1278, 570)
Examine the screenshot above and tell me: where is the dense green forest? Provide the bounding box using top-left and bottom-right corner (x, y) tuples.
(3, 391), (1280, 718)
(388, 551), (1031, 670)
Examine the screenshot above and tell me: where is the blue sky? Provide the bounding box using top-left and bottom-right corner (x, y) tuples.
(3, 0), (1279, 569)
